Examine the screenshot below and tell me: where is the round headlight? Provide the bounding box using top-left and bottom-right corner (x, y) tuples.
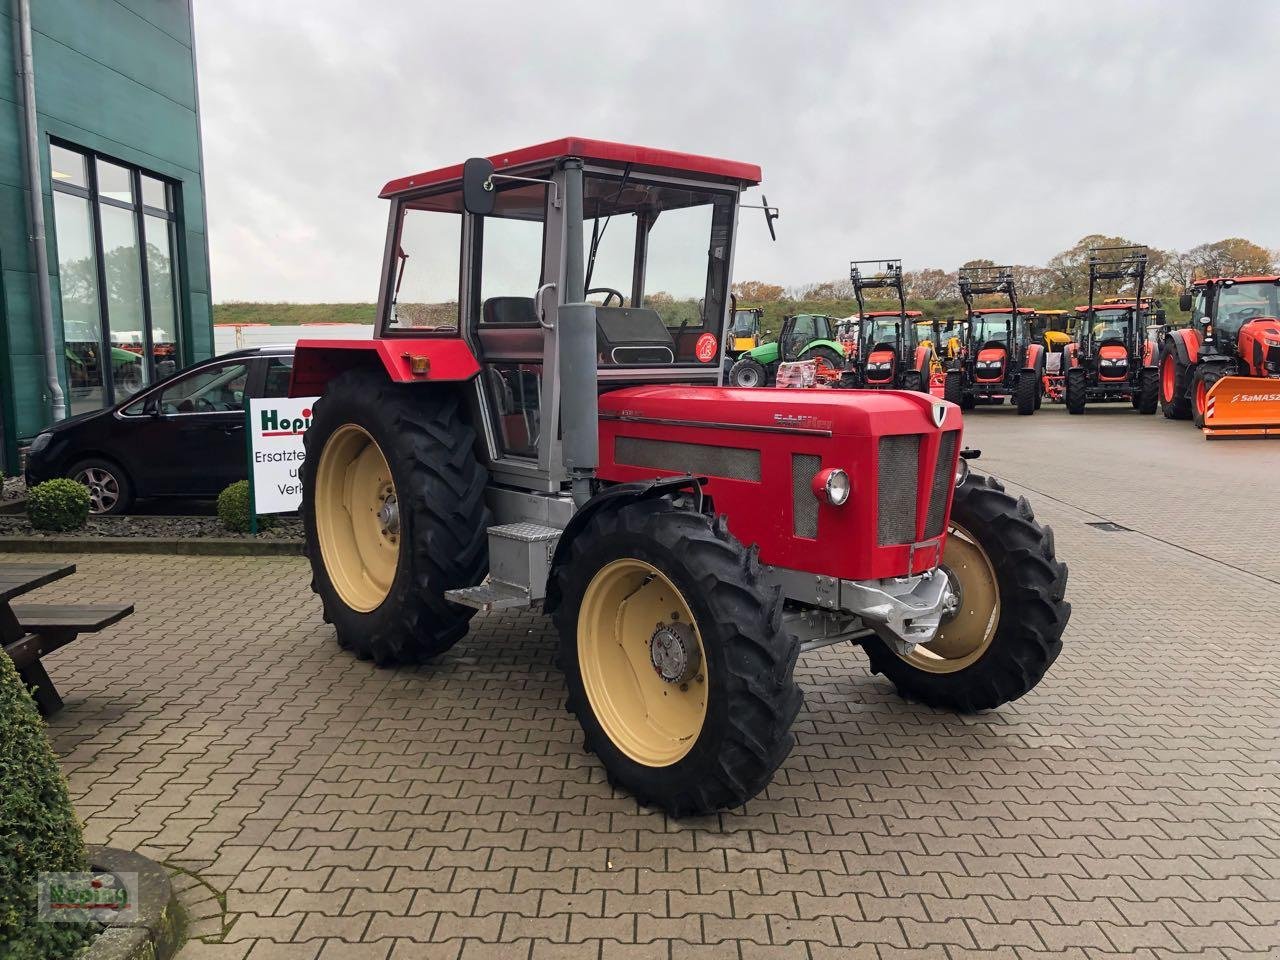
(824, 469), (850, 506)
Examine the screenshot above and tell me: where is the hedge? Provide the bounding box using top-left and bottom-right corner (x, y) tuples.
(26, 480), (90, 533)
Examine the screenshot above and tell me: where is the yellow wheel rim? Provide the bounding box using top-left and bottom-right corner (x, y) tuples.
(578, 558), (708, 767)
(315, 424), (400, 613)
(900, 523), (999, 674)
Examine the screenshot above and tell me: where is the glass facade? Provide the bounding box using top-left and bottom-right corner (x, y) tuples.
(50, 142), (183, 414)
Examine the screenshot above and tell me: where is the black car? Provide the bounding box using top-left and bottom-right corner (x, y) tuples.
(25, 347), (296, 514)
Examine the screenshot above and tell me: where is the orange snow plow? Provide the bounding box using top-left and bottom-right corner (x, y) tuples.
(1201, 375), (1280, 438)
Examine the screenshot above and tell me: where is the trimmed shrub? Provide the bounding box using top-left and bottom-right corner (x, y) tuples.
(217, 480), (272, 533)
(0, 651), (95, 959)
(26, 480), (90, 533)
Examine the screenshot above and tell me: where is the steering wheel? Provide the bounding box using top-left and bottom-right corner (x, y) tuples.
(1233, 306), (1264, 322)
(586, 287), (625, 307)
(193, 396), (217, 413)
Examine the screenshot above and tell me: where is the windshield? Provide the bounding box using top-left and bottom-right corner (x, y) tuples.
(863, 317), (905, 349)
(969, 313), (1012, 345)
(732, 310), (758, 335)
(1088, 307), (1131, 342)
(1214, 281), (1280, 337)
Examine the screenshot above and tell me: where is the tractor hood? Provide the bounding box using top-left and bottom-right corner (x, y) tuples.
(599, 384), (954, 438)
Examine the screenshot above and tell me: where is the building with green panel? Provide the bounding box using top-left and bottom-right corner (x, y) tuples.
(0, 0), (211, 475)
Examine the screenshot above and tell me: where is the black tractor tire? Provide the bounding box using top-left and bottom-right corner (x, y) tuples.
(1137, 368), (1159, 414)
(1015, 371), (1037, 415)
(1191, 364), (1226, 429)
(900, 370), (924, 392)
(797, 345), (845, 378)
(1064, 368), (1086, 414)
(728, 357), (770, 388)
(549, 498), (802, 817)
(916, 351), (936, 393)
(943, 370), (964, 407)
(1159, 345), (1194, 420)
(865, 472), (1069, 712)
(68, 458), (134, 515)
(301, 369), (490, 665)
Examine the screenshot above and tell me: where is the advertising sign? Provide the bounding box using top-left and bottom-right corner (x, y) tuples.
(248, 397), (317, 514)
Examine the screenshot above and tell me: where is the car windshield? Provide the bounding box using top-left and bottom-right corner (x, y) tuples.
(1215, 281), (1280, 337)
(969, 313), (1012, 345)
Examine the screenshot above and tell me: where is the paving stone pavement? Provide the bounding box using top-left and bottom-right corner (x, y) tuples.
(17, 404), (1280, 959)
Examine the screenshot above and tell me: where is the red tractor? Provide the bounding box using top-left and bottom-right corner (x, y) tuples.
(1160, 275), (1280, 437)
(1062, 246), (1161, 415)
(290, 139), (1070, 816)
(944, 266), (1045, 414)
(844, 260), (935, 391)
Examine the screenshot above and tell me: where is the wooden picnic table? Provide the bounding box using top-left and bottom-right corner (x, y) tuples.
(0, 562), (133, 716)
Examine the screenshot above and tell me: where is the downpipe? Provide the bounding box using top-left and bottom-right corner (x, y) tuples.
(12, 0), (66, 421)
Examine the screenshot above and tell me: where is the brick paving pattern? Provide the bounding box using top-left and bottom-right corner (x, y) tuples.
(18, 405), (1280, 958)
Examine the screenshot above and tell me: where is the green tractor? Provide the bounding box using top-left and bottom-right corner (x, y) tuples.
(726, 313), (846, 387)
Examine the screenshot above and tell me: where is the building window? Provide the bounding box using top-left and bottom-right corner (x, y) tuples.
(49, 142), (182, 415)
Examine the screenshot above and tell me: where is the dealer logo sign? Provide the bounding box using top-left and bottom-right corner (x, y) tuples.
(38, 871), (138, 924)
(260, 407), (313, 437)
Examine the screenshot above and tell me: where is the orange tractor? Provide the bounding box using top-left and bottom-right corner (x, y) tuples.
(289, 138), (1070, 816)
(944, 266), (1045, 414)
(1062, 247), (1162, 415)
(845, 260), (935, 392)
(1160, 275), (1280, 437)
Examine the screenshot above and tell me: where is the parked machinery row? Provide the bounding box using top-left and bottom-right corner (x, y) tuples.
(728, 246), (1280, 437)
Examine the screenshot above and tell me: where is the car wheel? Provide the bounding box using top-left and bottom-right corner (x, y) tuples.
(69, 459), (134, 515)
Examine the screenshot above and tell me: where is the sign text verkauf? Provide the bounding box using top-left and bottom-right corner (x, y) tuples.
(248, 397), (318, 514)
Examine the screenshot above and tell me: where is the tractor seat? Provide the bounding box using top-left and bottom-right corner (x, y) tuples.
(482, 296), (539, 325)
(595, 306), (675, 364)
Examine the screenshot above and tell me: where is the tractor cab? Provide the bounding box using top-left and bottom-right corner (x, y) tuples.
(727, 304), (764, 356)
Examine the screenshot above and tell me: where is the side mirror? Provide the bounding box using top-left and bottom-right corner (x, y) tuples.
(1178, 293), (1192, 312)
(462, 157), (496, 216)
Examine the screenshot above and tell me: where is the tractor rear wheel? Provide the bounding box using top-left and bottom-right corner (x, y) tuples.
(866, 473), (1069, 712)
(728, 357), (769, 388)
(302, 370), (490, 665)
(551, 498), (802, 816)
(797, 345), (844, 380)
(1015, 371), (1037, 415)
(1137, 368), (1159, 414)
(1160, 346), (1194, 420)
(1064, 368), (1086, 414)
(900, 370), (924, 392)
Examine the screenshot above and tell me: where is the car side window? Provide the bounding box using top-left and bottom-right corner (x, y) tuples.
(262, 357), (294, 398)
(158, 362), (250, 415)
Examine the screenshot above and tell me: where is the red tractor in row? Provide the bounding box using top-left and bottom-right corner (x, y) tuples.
(944, 266), (1045, 414)
(1160, 275), (1280, 437)
(289, 139), (1070, 816)
(1062, 246), (1161, 415)
(843, 260), (935, 392)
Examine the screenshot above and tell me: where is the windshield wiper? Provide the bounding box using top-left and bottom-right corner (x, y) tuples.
(584, 163), (633, 292)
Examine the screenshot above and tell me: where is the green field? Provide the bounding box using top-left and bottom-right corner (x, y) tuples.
(213, 302), (378, 326)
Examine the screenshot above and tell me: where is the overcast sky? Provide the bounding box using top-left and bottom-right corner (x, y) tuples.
(194, 0), (1280, 303)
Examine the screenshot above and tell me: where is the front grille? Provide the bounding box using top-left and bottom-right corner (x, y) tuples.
(791, 454), (821, 539)
(877, 434), (920, 545)
(614, 436), (761, 481)
(924, 431), (959, 538)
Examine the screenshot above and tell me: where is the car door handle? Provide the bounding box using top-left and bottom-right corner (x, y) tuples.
(224, 424), (244, 434)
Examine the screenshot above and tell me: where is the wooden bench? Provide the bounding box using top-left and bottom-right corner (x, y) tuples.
(0, 563), (134, 716)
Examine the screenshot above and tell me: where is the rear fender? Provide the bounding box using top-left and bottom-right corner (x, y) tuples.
(289, 339), (482, 397)
(803, 339), (847, 358)
(545, 476), (708, 611)
(912, 344), (932, 374)
(1024, 342), (1045, 373)
(1166, 327), (1201, 367)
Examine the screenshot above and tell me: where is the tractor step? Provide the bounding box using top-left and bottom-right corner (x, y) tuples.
(445, 579), (532, 612)
(445, 522), (563, 612)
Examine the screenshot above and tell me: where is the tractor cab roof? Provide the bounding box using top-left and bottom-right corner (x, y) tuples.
(1192, 275), (1280, 287)
(969, 307), (1035, 315)
(379, 137), (763, 198)
(864, 310), (923, 318)
(1035, 309), (1069, 315)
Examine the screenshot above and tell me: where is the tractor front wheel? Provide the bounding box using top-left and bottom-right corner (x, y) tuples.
(728, 357), (769, 388)
(551, 498), (802, 816)
(1064, 368), (1086, 414)
(943, 370), (966, 408)
(302, 370), (490, 665)
(866, 473), (1069, 712)
(1015, 371), (1037, 415)
(1160, 346), (1194, 420)
(1191, 364), (1226, 428)
(1137, 368), (1159, 414)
